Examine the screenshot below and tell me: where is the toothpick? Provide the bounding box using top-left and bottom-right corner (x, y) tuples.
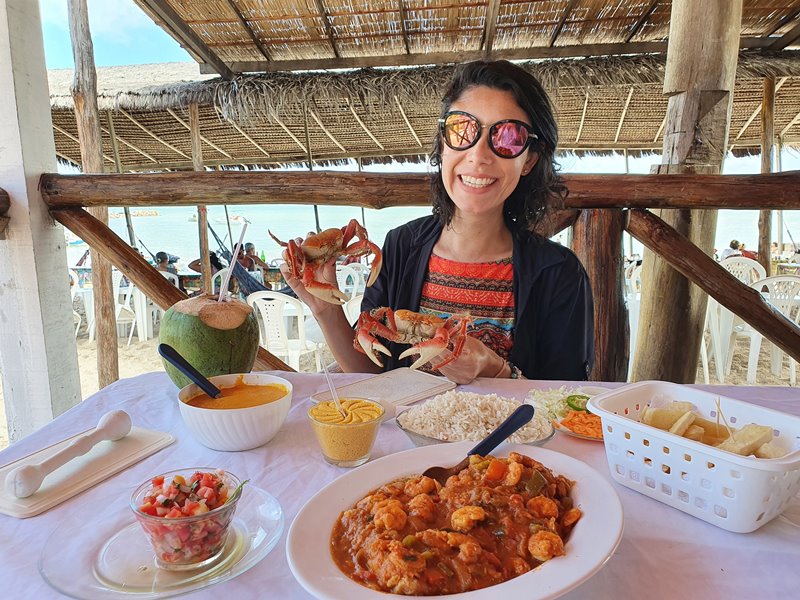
(715, 396), (736, 441)
(218, 223), (247, 302)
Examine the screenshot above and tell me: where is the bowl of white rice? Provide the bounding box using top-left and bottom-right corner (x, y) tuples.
(395, 390), (554, 447)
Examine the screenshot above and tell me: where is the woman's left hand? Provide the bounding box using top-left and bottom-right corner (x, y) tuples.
(434, 336), (506, 385)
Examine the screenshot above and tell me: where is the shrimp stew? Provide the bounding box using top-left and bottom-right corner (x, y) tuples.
(330, 452), (582, 595)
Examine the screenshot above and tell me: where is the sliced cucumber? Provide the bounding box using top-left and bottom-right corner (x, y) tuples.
(565, 394), (590, 411)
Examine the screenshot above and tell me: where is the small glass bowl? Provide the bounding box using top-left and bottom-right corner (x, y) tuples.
(395, 412), (555, 448)
(130, 468), (242, 571)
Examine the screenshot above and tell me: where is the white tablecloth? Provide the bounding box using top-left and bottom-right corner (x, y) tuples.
(1, 373), (799, 598)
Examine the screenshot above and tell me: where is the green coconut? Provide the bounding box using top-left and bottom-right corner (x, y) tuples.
(159, 293), (260, 389)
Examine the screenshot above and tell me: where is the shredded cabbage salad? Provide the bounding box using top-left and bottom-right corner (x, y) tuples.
(525, 387), (583, 420)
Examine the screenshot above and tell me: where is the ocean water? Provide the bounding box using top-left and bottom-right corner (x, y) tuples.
(64, 150), (800, 267)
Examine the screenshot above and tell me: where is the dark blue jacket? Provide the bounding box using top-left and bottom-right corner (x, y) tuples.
(361, 216), (594, 380)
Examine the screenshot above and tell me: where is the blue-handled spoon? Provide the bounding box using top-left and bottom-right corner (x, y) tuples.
(158, 343), (222, 399)
(422, 404), (535, 486)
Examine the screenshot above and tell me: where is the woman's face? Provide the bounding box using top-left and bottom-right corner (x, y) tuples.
(440, 86), (539, 221)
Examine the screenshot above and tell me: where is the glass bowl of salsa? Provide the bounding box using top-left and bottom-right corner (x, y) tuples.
(130, 468), (244, 571)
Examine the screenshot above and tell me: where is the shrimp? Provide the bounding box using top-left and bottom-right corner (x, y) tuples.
(450, 505), (486, 532)
(561, 507), (582, 528)
(372, 499), (408, 530)
(446, 532), (482, 564)
(503, 461), (524, 486)
(404, 476), (437, 497)
(526, 495), (559, 519)
(407, 493), (435, 521)
(528, 530), (565, 562)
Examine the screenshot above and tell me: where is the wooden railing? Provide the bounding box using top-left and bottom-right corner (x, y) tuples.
(39, 170), (800, 380)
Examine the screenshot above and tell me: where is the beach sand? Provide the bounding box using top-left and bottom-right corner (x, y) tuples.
(0, 333), (793, 451)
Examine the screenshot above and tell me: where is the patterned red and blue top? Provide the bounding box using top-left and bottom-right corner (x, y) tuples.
(418, 253), (515, 363)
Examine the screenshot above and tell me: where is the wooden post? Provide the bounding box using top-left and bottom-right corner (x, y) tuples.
(759, 76), (775, 275)
(572, 209), (629, 381)
(189, 103), (212, 292)
(0, 0), (81, 441)
(632, 0), (742, 383)
(68, 0), (119, 387)
(106, 110), (136, 246)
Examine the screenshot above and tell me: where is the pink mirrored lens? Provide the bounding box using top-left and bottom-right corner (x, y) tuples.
(491, 122), (529, 157)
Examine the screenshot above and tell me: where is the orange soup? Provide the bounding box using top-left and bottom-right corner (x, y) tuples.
(186, 379), (288, 410)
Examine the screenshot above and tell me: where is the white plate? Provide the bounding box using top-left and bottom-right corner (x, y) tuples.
(286, 442), (624, 600)
(39, 485), (284, 599)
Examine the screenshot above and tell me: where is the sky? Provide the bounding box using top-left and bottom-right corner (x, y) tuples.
(39, 0), (191, 68)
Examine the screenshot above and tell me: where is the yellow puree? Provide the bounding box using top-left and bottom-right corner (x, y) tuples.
(310, 399), (382, 424)
(186, 378), (287, 409)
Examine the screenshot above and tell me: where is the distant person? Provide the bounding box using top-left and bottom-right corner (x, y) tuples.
(244, 242), (270, 270)
(771, 241), (780, 258)
(188, 251), (225, 275)
(740, 243), (758, 261)
(236, 246), (256, 271)
(720, 240), (741, 260)
(155, 251), (178, 275)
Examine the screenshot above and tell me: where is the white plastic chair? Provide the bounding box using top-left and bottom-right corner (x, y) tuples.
(343, 294), (364, 326)
(68, 270), (82, 337)
(160, 271), (180, 287)
(724, 275), (800, 384)
(705, 257), (769, 382)
(335, 264), (363, 301)
(112, 270), (137, 345)
(211, 268), (230, 296)
(246, 291), (322, 372)
(627, 265), (642, 381)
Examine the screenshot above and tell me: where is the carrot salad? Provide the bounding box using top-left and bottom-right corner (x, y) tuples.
(560, 410), (603, 439)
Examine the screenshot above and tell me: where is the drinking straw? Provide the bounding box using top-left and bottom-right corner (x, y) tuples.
(218, 223), (247, 302)
(321, 360), (347, 418)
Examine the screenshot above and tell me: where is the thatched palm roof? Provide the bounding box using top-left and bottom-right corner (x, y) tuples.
(48, 50), (800, 171)
(131, 0), (800, 76)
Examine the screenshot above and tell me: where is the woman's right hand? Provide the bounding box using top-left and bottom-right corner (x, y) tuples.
(278, 240), (342, 318)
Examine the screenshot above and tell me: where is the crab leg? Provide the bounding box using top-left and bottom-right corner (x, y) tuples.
(354, 311), (394, 366)
(302, 268), (348, 304)
(398, 328), (451, 370)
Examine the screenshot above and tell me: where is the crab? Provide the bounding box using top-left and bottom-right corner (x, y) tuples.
(354, 307), (471, 370)
(269, 219), (382, 304)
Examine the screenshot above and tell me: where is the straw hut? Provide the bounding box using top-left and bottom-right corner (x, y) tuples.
(2, 0), (800, 442)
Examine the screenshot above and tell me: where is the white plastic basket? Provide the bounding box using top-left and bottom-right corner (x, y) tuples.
(587, 381), (800, 533)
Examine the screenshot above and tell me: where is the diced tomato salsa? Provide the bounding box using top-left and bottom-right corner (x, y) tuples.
(134, 470), (236, 567)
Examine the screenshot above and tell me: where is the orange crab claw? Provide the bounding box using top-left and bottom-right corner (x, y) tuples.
(355, 330), (391, 366)
(302, 268), (348, 304)
(398, 331), (450, 370)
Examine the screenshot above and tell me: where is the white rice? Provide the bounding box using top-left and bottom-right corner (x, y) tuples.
(397, 390), (553, 444)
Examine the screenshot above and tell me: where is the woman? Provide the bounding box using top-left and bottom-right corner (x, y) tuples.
(282, 60), (594, 383)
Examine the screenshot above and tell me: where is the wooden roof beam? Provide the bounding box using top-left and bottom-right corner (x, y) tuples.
(625, 0), (659, 43)
(346, 99), (384, 150)
(767, 17), (800, 51)
(395, 96), (423, 147)
(549, 0), (579, 47)
(225, 0), (272, 61)
(767, 7), (800, 36)
(482, 0), (500, 54)
(308, 109), (347, 152)
(735, 77), (787, 140)
(52, 123), (115, 164)
(397, 0), (411, 54)
(204, 37), (773, 73)
(118, 108), (191, 159)
(272, 116), (308, 153)
(99, 125), (158, 164)
(575, 93), (589, 143)
(653, 115), (666, 143)
(313, 0), (340, 58)
(614, 87), (634, 144)
(213, 107), (270, 157)
(781, 108), (800, 137)
(137, 0), (234, 78)
(166, 108), (233, 159)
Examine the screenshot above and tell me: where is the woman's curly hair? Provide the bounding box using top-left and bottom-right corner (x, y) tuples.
(429, 60), (567, 233)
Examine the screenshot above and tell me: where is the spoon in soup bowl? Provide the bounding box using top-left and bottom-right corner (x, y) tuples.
(158, 343), (222, 399)
(422, 403), (535, 486)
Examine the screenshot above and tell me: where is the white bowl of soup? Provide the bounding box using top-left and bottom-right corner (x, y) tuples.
(177, 373), (292, 451)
